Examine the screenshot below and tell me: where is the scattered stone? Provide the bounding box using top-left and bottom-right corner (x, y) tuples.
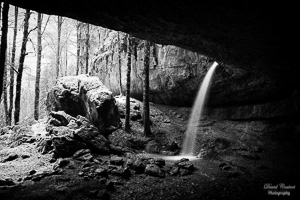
(78, 172), (84, 176)
(150, 158), (166, 167)
(29, 170), (36, 175)
(36, 138), (53, 154)
(0, 178), (15, 186)
(89, 135), (111, 154)
(2, 153), (18, 162)
(145, 140), (160, 153)
(133, 105), (140, 110)
(176, 114), (182, 118)
(170, 167), (180, 176)
(131, 112), (142, 121)
(53, 158), (70, 170)
(67, 119), (79, 130)
(26, 137), (36, 143)
(164, 118), (171, 123)
(52, 135), (87, 157)
(31, 174), (46, 182)
(48, 111), (75, 127)
(131, 159), (146, 174)
(94, 167), (107, 177)
(21, 154), (30, 159)
(125, 158), (134, 167)
(145, 164), (165, 177)
(53, 185), (68, 193)
(175, 158), (189, 164)
(177, 161), (194, 170)
(160, 151), (176, 156)
(73, 149), (91, 158)
(75, 153), (93, 162)
(110, 156), (125, 165)
(0, 127), (10, 135)
(49, 157), (57, 163)
(109, 166), (124, 176)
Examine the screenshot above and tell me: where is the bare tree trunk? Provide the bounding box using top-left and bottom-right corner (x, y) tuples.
(65, 30), (68, 76)
(151, 42), (158, 68)
(0, 2), (8, 101)
(8, 6), (18, 125)
(56, 16), (62, 78)
(143, 40), (151, 136)
(76, 21), (81, 75)
(125, 35), (132, 132)
(117, 32), (122, 95)
(85, 23), (89, 74)
(1, 2), (9, 125)
(3, 56), (8, 124)
(34, 13), (42, 120)
(14, 9), (30, 124)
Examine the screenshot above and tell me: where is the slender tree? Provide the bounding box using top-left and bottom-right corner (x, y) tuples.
(34, 13), (42, 120)
(8, 6), (18, 125)
(0, 2), (8, 101)
(151, 42), (158, 68)
(117, 32), (122, 95)
(14, 9), (30, 124)
(3, 52), (8, 124)
(76, 21), (81, 75)
(143, 40), (151, 136)
(56, 16), (62, 78)
(85, 23), (89, 74)
(125, 35), (132, 132)
(65, 29), (68, 76)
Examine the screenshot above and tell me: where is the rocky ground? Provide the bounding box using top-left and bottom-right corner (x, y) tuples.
(0, 97), (299, 200)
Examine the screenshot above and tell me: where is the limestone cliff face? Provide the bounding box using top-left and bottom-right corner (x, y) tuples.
(88, 29), (213, 106)
(84, 28), (299, 119)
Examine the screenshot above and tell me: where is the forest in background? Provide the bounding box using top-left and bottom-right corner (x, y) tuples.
(0, 3), (153, 136)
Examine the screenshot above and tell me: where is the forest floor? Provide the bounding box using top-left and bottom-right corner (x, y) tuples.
(0, 101), (299, 200)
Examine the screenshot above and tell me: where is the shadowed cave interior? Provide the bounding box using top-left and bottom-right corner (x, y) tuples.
(0, 1), (299, 200)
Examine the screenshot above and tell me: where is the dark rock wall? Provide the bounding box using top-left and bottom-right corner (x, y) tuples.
(86, 28), (300, 120)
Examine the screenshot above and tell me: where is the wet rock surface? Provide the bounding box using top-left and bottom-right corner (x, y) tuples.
(0, 97), (299, 200)
(46, 111), (111, 154)
(46, 75), (121, 134)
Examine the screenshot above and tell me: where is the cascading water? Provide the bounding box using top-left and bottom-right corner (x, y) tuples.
(180, 61), (218, 156)
(145, 61), (218, 161)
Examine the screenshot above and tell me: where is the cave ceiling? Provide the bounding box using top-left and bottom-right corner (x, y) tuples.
(3, 1), (298, 81)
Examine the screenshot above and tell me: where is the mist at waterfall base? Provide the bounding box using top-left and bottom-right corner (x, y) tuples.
(150, 61), (219, 161)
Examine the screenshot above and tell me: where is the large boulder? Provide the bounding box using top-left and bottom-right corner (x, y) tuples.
(45, 111), (110, 157)
(46, 74), (121, 134)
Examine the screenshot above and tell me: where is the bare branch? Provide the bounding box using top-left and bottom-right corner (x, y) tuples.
(41, 15), (51, 36)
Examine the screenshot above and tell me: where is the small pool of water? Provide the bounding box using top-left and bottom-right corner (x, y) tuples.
(146, 154), (200, 161)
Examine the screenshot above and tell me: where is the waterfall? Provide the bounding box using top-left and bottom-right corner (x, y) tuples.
(180, 61), (218, 156)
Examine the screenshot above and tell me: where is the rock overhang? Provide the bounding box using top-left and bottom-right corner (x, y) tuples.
(3, 0), (299, 105)
(3, 1), (297, 70)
